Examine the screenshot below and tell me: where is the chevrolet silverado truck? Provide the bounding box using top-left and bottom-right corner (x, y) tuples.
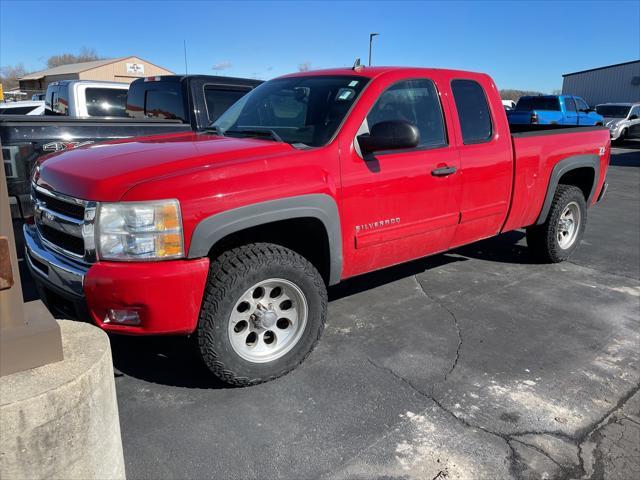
(508, 95), (604, 126)
(2, 75), (261, 218)
(23, 66), (610, 386)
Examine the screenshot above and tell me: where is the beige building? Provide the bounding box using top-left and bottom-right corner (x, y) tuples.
(18, 56), (174, 95)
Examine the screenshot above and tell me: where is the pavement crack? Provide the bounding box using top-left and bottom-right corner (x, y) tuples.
(367, 359), (640, 480)
(367, 357), (525, 479)
(414, 276), (463, 381)
(509, 437), (565, 470)
(621, 416), (640, 427)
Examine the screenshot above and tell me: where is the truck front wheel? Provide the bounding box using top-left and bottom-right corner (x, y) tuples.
(526, 185), (587, 263)
(196, 243), (327, 386)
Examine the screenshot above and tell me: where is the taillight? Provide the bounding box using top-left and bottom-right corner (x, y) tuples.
(530, 112), (539, 124)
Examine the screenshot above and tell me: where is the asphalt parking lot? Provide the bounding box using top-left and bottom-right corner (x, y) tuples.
(17, 142), (640, 479)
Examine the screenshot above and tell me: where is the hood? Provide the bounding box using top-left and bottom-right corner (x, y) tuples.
(36, 132), (294, 201)
(603, 117), (625, 127)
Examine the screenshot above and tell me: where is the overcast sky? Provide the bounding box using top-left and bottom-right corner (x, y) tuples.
(1, 0), (639, 92)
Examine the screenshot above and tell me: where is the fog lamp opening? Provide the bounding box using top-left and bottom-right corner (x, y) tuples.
(105, 309), (141, 326)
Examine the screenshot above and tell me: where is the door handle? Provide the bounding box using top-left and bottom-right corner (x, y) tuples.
(431, 166), (457, 177)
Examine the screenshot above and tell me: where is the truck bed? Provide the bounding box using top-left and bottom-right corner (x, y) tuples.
(1, 115), (189, 217)
(503, 125), (610, 232)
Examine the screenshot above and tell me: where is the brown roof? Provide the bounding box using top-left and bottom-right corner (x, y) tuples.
(19, 56), (172, 80)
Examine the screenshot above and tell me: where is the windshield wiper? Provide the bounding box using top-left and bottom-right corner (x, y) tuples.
(224, 128), (283, 142)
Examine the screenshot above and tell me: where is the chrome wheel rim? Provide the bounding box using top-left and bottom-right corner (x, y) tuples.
(557, 202), (580, 249)
(228, 278), (308, 363)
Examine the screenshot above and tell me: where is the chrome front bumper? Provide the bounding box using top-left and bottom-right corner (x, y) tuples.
(23, 223), (88, 299)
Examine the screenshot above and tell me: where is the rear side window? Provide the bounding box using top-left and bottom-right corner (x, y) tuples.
(56, 85), (69, 115)
(367, 78), (447, 148)
(126, 82), (185, 121)
(204, 86), (250, 123)
(564, 97), (577, 113)
(451, 79), (493, 144)
(85, 88), (127, 117)
(145, 88), (185, 120)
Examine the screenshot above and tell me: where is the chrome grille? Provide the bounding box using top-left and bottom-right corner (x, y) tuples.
(32, 184), (96, 263)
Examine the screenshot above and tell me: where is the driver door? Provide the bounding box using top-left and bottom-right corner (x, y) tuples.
(338, 77), (461, 278)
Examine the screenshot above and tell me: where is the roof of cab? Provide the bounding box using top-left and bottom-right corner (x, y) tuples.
(278, 66), (489, 80)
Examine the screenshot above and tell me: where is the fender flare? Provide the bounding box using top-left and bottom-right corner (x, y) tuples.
(187, 194), (343, 285)
(535, 154), (600, 225)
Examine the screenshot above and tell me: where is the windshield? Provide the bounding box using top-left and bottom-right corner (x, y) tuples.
(515, 97), (560, 111)
(212, 75), (368, 147)
(595, 105), (631, 118)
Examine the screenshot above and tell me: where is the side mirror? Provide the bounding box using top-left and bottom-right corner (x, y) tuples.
(357, 120), (420, 155)
(629, 114), (639, 120)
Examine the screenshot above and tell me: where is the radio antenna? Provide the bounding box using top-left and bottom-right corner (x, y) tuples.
(183, 40), (189, 75)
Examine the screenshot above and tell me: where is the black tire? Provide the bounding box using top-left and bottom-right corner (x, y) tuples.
(196, 243), (327, 386)
(526, 185), (587, 263)
(614, 128), (627, 145)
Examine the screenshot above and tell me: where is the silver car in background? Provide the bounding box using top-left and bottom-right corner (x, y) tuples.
(595, 103), (640, 142)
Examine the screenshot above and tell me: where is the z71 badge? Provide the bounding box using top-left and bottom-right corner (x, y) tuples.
(42, 140), (94, 153)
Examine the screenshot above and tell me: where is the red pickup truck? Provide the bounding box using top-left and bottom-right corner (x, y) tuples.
(24, 66), (610, 385)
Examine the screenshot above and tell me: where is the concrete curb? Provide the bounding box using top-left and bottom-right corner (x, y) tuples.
(1, 320), (125, 480)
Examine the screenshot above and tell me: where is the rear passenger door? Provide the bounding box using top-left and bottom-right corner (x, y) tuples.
(449, 78), (514, 248)
(563, 96), (578, 125)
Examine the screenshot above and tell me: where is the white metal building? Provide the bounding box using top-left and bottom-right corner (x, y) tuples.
(562, 60), (640, 106)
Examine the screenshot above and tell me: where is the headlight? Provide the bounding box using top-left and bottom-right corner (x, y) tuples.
(97, 200), (184, 261)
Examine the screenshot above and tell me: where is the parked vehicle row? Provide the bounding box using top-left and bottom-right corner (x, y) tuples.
(1, 75), (262, 217)
(23, 65), (611, 386)
(507, 94), (604, 126)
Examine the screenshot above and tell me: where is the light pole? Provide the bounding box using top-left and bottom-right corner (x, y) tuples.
(368, 33), (379, 67)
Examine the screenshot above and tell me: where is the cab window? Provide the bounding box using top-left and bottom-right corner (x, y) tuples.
(576, 98), (590, 112)
(85, 88), (127, 117)
(366, 79), (447, 148)
(564, 97), (577, 113)
(203, 86), (250, 123)
(451, 79), (493, 144)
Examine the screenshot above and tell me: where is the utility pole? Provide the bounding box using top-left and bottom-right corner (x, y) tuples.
(368, 33), (379, 67)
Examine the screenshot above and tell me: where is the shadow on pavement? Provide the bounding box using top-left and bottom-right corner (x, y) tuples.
(111, 230), (536, 388)
(110, 334), (231, 389)
(610, 151), (640, 167)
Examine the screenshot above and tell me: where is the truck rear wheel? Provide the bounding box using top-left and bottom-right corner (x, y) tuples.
(526, 185), (587, 263)
(196, 243), (327, 386)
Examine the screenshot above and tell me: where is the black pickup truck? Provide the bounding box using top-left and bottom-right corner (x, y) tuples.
(1, 74), (261, 218)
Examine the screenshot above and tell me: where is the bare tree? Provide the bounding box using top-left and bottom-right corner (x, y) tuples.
(46, 47), (101, 68)
(499, 89), (545, 101)
(0, 63), (27, 90)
